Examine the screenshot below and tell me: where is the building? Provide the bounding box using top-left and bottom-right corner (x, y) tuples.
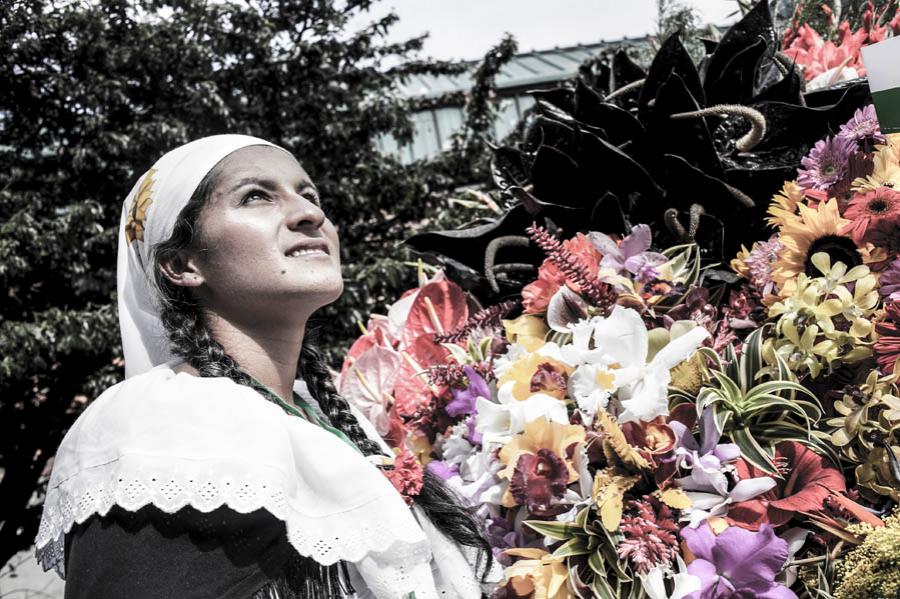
(377, 38), (647, 163)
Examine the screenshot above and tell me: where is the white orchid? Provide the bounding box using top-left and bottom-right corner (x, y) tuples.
(681, 476), (777, 528)
(639, 556), (701, 599)
(474, 391), (569, 445)
(591, 306), (710, 422)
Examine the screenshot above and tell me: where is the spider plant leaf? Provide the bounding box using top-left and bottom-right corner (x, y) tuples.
(591, 569), (619, 599)
(730, 426), (778, 474)
(743, 394), (816, 431)
(552, 537), (591, 559)
(744, 380), (816, 404)
(588, 550), (606, 576)
(524, 519), (579, 541)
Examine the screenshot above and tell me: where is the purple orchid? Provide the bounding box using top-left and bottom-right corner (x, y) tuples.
(669, 408), (776, 527)
(681, 523), (796, 599)
(425, 460), (459, 481)
(464, 414), (483, 445)
(590, 224), (669, 283)
(669, 407), (741, 474)
(445, 365), (489, 418)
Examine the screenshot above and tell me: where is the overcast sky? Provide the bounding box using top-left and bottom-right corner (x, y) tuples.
(349, 0), (741, 62)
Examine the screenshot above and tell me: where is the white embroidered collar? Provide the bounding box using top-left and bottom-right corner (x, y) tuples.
(34, 360), (453, 597)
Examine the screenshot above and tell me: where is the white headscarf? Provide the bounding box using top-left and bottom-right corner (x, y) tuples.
(116, 134), (284, 378)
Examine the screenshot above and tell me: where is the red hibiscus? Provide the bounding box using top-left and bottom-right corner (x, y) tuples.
(727, 441), (846, 530)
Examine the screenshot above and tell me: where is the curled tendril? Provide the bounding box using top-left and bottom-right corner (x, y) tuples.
(664, 203), (706, 243)
(484, 235), (532, 293)
(670, 103), (767, 152)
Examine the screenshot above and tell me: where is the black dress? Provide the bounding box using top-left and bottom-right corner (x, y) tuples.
(63, 503), (304, 599)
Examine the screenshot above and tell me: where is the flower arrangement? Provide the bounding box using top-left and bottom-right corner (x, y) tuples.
(782, 1), (900, 90)
(338, 103), (900, 598)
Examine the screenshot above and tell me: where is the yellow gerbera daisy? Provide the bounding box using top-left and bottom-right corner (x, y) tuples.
(853, 136), (900, 192)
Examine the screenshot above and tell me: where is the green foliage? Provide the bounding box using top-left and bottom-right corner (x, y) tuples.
(524, 505), (642, 599)
(671, 326), (835, 473)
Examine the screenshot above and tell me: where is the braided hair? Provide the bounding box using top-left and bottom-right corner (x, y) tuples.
(152, 164), (494, 598)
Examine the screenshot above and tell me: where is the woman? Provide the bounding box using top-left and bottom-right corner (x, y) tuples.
(34, 135), (501, 598)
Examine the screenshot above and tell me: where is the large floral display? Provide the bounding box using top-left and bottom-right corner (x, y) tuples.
(339, 3), (900, 598)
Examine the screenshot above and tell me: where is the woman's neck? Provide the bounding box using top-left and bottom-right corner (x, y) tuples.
(195, 312), (306, 404)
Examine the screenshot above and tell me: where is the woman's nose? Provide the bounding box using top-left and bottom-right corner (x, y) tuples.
(285, 192), (325, 230)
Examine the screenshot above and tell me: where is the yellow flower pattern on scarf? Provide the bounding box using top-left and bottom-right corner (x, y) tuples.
(125, 168), (156, 244)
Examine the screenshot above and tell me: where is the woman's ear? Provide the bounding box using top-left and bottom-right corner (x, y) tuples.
(158, 250), (205, 288)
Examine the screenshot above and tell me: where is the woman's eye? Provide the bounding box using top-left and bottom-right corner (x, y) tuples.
(241, 190), (269, 204)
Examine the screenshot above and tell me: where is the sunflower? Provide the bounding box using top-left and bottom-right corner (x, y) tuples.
(767, 180), (805, 228)
(771, 199), (861, 294)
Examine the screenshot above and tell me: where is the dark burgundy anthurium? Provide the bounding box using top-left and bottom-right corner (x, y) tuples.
(728, 441), (846, 530)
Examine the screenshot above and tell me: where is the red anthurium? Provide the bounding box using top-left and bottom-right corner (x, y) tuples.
(399, 278), (468, 349)
(399, 278), (468, 366)
(392, 352), (436, 418)
(728, 441), (846, 530)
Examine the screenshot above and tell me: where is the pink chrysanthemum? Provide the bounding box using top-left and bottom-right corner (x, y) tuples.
(743, 236), (782, 295)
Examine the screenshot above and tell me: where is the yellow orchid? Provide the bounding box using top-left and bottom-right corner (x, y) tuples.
(498, 417), (585, 507)
(766, 253), (877, 378)
(503, 547), (573, 599)
(502, 314), (549, 352)
(498, 352), (574, 402)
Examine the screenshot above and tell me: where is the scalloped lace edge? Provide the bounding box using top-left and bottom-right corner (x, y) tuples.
(35, 467), (432, 579)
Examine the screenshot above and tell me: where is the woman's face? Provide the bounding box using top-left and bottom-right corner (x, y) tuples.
(184, 145), (343, 320)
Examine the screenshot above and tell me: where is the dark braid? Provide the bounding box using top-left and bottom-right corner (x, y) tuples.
(152, 163), (494, 596)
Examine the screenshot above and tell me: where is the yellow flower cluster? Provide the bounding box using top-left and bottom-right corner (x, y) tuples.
(834, 508), (900, 599)
(765, 252), (878, 378)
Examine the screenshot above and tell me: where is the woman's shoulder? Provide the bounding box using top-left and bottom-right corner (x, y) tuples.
(52, 364), (293, 477)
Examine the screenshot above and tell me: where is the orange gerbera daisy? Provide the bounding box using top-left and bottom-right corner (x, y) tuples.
(841, 187), (900, 246)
